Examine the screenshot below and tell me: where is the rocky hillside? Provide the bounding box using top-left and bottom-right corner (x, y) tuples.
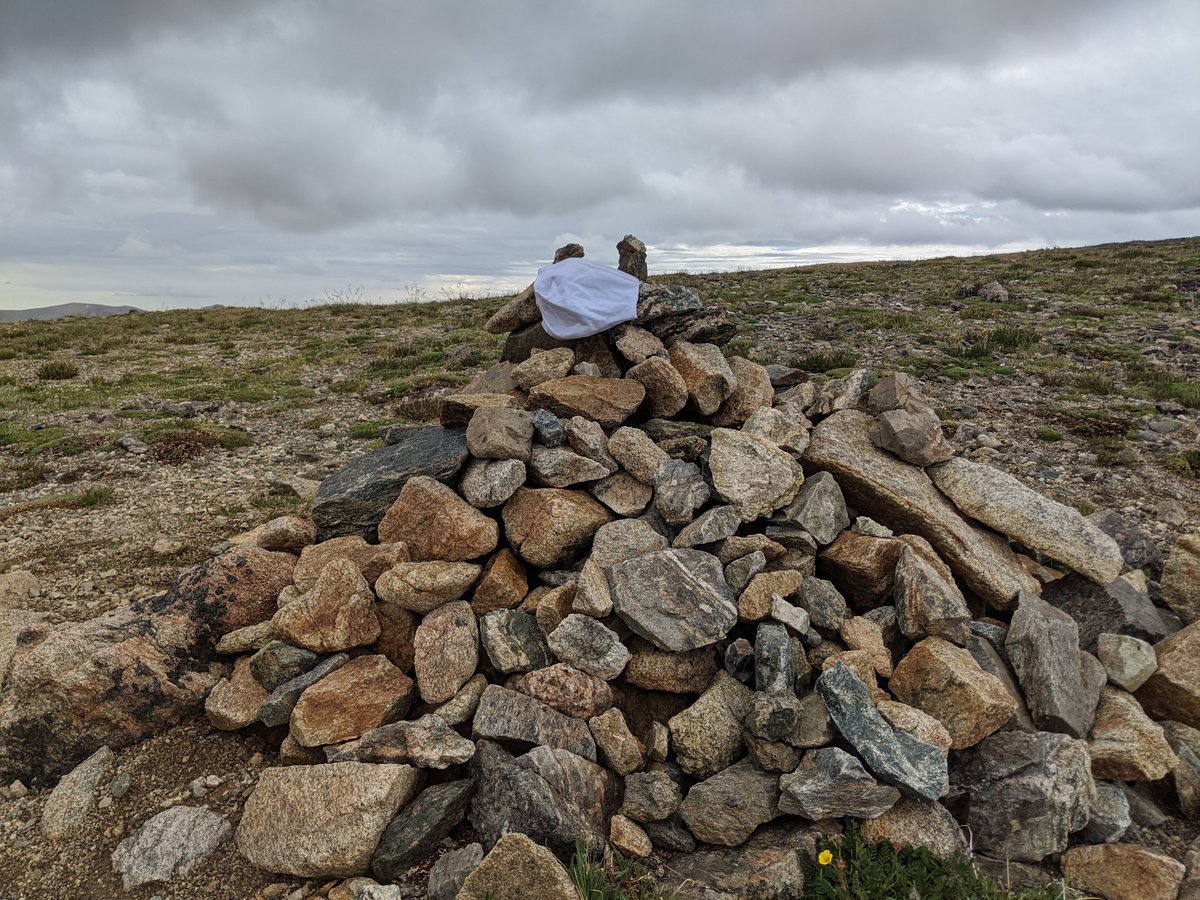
(0, 236), (1197, 899)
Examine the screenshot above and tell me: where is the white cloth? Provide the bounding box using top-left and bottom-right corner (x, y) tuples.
(533, 257), (640, 340)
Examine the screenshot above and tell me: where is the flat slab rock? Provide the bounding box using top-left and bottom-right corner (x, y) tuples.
(804, 410), (1039, 609)
(112, 805), (231, 890)
(236, 762), (420, 877)
(312, 426), (468, 540)
(928, 457), (1123, 586)
(608, 549), (738, 652)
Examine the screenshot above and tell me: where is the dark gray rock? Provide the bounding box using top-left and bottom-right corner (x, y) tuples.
(775, 471), (850, 545)
(258, 653), (349, 727)
(1088, 509), (1164, 577)
(951, 730), (1093, 862)
(798, 576), (848, 631)
(744, 692), (801, 741)
(634, 284), (736, 346)
(531, 409), (566, 447)
(617, 234), (648, 281)
(1005, 593), (1099, 738)
(248, 641), (317, 692)
(642, 816), (696, 853)
(779, 747), (901, 820)
(674, 505), (741, 550)
(609, 549), (737, 652)
(815, 663), (948, 801)
(657, 821), (813, 899)
(1079, 781), (1131, 843)
(479, 610), (553, 675)
(621, 770), (683, 823)
(468, 740), (619, 855)
(725, 637), (756, 684)
(755, 623), (794, 696)
(427, 843), (483, 900)
(725, 550), (766, 595)
(371, 780), (474, 882)
(471, 685), (596, 760)
(1042, 574), (1168, 653)
(313, 426), (468, 540)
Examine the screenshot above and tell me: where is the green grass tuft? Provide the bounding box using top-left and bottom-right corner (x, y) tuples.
(568, 843), (672, 900)
(36, 359), (80, 380)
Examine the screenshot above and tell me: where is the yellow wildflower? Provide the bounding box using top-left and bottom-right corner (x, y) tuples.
(818, 850), (833, 866)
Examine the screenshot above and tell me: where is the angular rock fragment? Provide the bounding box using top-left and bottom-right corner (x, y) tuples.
(679, 759), (779, 846)
(652, 458), (710, 526)
(548, 614), (631, 680)
(779, 747), (901, 820)
(709, 428), (804, 522)
(206, 656), (270, 730)
(1062, 843), (1185, 900)
(511, 347), (575, 391)
(668, 671), (753, 778)
(1163, 532), (1200, 625)
(466, 407), (535, 461)
(290, 654), (414, 747)
(625, 356), (688, 418)
(621, 770), (682, 823)
(1088, 686), (1177, 781)
(818, 531), (904, 607)
(870, 405), (953, 466)
(892, 539), (971, 642)
(272, 558), (380, 654)
(468, 741), (617, 856)
(377, 475), (498, 562)
(472, 685), (596, 760)
(624, 639), (718, 693)
(589, 708), (644, 775)
(511, 663), (614, 720)
(712, 357), (773, 427)
(479, 609), (553, 675)
(674, 504), (740, 550)
(589, 471), (652, 517)
(952, 730), (1093, 862)
(815, 663), (948, 801)
(457, 831), (581, 900)
(236, 763), (419, 877)
(42, 745), (114, 840)
(427, 843), (483, 900)
(609, 549), (737, 652)
(374, 560), (481, 614)
(326, 714), (475, 768)
(889, 637), (1017, 749)
(1079, 780), (1132, 844)
(668, 341), (736, 415)
(470, 549), (528, 614)
(607, 426), (669, 484)
(1136, 621), (1200, 728)
(741, 406), (810, 456)
(529, 376), (645, 428)
(371, 780), (474, 882)
(458, 458), (526, 509)
(502, 487), (611, 568)
(258, 653), (349, 727)
(1041, 573), (1167, 652)
(1006, 593), (1098, 738)
(413, 600), (478, 704)
(1097, 633), (1157, 692)
(112, 806), (231, 890)
(528, 445), (611, 487)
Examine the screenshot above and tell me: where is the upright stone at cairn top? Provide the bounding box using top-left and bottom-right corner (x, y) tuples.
(617, 235), (648, 281)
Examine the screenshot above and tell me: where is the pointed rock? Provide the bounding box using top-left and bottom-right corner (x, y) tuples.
(377, 475), (498, 562)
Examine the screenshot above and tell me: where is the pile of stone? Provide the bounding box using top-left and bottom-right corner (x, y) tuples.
(3, 238), (1199, 899)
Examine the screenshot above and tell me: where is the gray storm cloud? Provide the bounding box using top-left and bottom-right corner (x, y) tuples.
(0, 0), (1197, 310)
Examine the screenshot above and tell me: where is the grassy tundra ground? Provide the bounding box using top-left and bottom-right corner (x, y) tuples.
(0, 236), (1197, 897)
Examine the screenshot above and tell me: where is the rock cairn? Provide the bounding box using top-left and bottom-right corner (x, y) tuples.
(4, 238), (1198, 898)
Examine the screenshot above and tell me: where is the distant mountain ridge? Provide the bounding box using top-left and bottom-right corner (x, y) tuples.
(0, 303), (142, 323)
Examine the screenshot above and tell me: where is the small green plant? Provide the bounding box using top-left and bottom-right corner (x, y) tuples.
(804, 821), (1069, 899)
(1035, 427), (1063, 442)
(793, 348), (860, 373)
(1073, 372), (1117, 396)
(1165, 451), (1200, 479)
(568, 843), (672, 900)
(36, 359), (80, 380)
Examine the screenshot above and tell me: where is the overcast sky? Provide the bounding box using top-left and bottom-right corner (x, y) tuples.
(1, 1), (1198, 312)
